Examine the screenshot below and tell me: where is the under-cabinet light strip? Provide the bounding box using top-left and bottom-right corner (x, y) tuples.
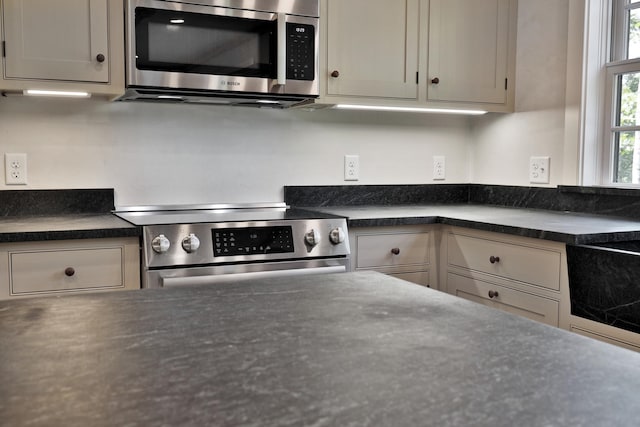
(334, 104), (487, 115)
(23, 89), (91, 98)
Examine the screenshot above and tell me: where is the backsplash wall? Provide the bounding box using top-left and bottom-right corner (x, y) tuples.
(0, 97), (472, 206)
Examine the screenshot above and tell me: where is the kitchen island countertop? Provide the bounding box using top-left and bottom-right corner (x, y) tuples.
(2, 271), (640, 426)
(308, 204), (640, 244)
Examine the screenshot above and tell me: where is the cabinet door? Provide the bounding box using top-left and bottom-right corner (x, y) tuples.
(3, 0), (109, 83)
(325, 0), (419, 99)
(448, 273), (559, 327)
(427, 0), (511, 104)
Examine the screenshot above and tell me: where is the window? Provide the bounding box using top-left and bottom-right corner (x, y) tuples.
(607, 0), (640, 184)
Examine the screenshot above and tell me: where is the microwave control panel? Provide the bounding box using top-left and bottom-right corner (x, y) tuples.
(286, 23), (315, 81)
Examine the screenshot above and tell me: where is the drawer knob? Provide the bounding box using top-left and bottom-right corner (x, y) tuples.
(391, 247), (400, 255)
(96, 53), (105, 63)
(331, 70), (340, 78)
(64, 267), (75, 277)
(488, 290), (499, 299)
(431, 77), (440, 84)
(489, 255), (500, 264)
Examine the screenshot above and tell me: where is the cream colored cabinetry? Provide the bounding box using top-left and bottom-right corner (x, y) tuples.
(324, 0), (420, 101)
(0, 237), (140, 299)
(426, 0), (515, 109)
(350, 225), (438, 289)
(441, 227), (569, 328)
(316, 0), (516, 112)
(0, 0), (124, 98)
(569, 317), (640, 352)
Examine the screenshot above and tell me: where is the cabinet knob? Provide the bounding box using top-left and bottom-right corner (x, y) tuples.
(431, 77), (440, 84)
(331, 70), (340, 78)
(489, 255), (500, 264)
(391, 247), (400, 255)
(65, 267), (75, 277)
(96, 53), (105, 63)
(488, 290), (499, 299)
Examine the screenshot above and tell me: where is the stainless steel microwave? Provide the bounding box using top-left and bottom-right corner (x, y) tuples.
(120, 0), (319, 107)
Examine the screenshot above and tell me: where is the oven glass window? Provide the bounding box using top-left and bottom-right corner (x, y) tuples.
(213, 227), (294, 257)
(135, 7), (276, 77)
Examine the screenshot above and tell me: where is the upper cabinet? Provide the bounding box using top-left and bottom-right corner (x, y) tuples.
(426, 0), (514, 107)
(325, 0), (420, 101)
(0, 0), (124, 98)
(316, 0), (517, 113)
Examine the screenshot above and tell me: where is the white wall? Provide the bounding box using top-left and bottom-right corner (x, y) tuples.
(470, 0), (574, 186)
(0, 0), (580, 204)
(0, 98), (471, 206)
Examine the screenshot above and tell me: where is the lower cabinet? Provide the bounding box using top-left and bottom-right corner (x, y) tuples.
(349, 225), (438, 289)
(569, 320), (640, 353)
(0, 237), (140, 299)
(440, 226), (569, 328)
(351, 223), (640, 351)
(447, 272), (559, 326)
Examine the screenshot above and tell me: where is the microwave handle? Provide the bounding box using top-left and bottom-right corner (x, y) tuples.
(277, 13), (287, 85)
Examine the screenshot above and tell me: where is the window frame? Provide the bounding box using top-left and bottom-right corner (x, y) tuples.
(601, 0), (640, 186)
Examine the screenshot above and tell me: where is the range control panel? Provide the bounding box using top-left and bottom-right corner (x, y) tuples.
(143, 218), (350, 268)
(213, 226), (294, 256)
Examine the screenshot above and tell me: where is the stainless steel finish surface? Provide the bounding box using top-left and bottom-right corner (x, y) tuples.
(115, 202), (288, 213)
(143, 218), (350, 268)
(117, 203), (350, 288)
(150, 259), (348, 288)
(159, 0), (319, 17)
(122, 0), (319, 105)
(116, 207), (291, 226)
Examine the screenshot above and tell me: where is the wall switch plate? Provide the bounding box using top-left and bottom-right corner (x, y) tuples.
(5, 153), (28, 185)
(529, 156), (550, 183)
(344, 155), (359, 181)
(433, 156), (445, 180)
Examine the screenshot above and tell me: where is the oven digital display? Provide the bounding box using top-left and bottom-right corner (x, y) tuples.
(212, 226), (294, 257)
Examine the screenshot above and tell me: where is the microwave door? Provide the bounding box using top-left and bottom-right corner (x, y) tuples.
(134, 7), (277, 79)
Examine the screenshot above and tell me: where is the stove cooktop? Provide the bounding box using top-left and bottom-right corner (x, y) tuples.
(114, 204), (342, 226)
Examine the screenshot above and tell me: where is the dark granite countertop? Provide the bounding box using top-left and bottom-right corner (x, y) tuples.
(308, 204), (640, 244)
(0, 189), (140, 242)
(2, 271), (640, 426)
(0, 213), (140, 242)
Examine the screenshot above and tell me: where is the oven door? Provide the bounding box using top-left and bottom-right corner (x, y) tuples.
(145, 258), (349, 288)
(126, 0), (318, 96)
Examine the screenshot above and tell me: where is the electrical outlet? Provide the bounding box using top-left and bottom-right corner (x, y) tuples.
(433, 156), (445, 180)
(529, 156), (550, 184)
(344, 155), (359, 181)
(5, 153), (28, 185)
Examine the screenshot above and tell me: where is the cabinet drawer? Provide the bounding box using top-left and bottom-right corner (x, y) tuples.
(356, 232), (430, 268)
(447, 233), (561, 290)
(10, 247), (124, 295)
(448, 273), (559, 326)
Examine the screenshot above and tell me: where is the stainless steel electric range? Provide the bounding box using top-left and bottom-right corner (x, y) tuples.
(114, 203), (350, 288)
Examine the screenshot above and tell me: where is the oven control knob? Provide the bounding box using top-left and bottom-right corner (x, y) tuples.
(151, 234), (171, 254)
(304, 229), (321, 247)
(329, 227), (346, 245)
(182, 233), (201, 253)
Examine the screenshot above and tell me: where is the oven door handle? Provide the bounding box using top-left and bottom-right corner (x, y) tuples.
(161, 265), (347, 287)
(277, 13), (287, 85)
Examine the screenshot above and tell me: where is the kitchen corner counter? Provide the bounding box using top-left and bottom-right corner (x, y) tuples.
(0, 213), (140, 243)
(2, 271), (640, 426)
(307, 204), (640, 244)
(0, 189), (141, 242)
